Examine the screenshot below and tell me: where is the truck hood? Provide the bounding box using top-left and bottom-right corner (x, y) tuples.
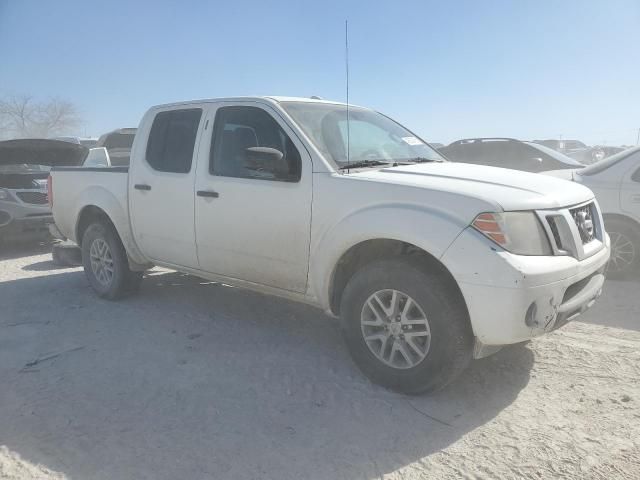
(349, 162), (594, 211)
(0, 139), (88, 167)
(540, 169), (578, 181)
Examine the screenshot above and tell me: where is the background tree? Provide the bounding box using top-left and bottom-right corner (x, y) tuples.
(0, 95), (82, 140)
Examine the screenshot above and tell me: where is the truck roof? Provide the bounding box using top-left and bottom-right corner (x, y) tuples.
(150, 96), (354, 110)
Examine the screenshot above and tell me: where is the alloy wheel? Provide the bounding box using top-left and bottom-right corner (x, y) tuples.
(360, 289), (431, 369)
(89, 238), (114, 287)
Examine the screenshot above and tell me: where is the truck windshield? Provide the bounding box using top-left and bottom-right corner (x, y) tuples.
(281, 102), (445, 169)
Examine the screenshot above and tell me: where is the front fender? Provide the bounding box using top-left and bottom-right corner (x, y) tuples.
(309, 203), (469, 311)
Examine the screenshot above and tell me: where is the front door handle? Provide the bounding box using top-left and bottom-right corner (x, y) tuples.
(134, 184), (152, 191)
(197, 190), (219, 198)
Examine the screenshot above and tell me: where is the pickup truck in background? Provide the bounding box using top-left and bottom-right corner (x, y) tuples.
(48, 96), (610, 393)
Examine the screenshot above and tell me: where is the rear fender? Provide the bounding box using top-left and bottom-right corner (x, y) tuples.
(72, 186), (148, 265)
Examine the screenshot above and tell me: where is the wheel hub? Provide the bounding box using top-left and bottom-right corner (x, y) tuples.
(360, 289), (431, 370)
(389, 322), (402, 336)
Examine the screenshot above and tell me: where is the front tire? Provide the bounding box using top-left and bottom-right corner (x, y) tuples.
(340, 259), (473, 394)
(81, 222), (142, 300)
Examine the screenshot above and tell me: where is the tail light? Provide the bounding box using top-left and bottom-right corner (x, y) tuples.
(47, 175), (53, 208)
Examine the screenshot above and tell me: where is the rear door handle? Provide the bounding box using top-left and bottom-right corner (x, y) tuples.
(197, 190), (219, 198)
(134, 184), (151, 191)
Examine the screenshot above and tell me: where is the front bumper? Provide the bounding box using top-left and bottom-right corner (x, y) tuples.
(0, 215), (53, 239)
(0, 200), (52, 240)
(442, 227), (610, 350)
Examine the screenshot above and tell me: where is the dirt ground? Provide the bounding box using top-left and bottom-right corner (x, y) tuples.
(1, 241), (639, 480)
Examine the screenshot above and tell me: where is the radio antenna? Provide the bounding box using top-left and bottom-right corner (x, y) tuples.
(345, 19), (350, 172)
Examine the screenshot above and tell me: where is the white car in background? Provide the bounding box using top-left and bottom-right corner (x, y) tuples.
(544, 146), (640, 277)
(82, 147), (112, 167)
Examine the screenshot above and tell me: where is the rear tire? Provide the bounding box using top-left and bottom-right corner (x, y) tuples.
(81, 222), (142, 299)
(605, 218), (640, 279)
(340, 258), (473, 394)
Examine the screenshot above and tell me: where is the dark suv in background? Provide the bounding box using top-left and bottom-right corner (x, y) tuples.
(438, 137), (584, 172)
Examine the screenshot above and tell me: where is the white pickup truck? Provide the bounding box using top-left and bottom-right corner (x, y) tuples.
(49, 96), (610, 393)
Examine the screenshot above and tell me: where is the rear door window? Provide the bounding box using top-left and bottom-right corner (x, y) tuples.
(146, 109), (202, 173)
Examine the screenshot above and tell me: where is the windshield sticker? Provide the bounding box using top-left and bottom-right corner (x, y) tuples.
(401, 136), (424, 146)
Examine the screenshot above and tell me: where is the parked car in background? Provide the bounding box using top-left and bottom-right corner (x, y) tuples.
(544, 146), (640, 277)
(54, 136), (99, 148)
(96, 128), (136, 166)
(49, 96), (609, 394)
(0, 139), (87, 243)
(589, 145), (627, 164)
(439, 138), (584, 172)
(533, 139), (611, 164)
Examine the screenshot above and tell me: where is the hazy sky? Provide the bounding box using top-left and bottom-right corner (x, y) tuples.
(1, 0), (639, 145)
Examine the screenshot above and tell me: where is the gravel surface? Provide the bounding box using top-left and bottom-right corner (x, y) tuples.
(1, 241), (639, 479)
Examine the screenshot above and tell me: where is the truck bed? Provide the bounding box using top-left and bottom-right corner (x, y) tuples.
(50, 166), (130, 245)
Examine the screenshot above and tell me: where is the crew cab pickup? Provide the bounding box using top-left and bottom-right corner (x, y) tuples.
(49, 96), (610, 393)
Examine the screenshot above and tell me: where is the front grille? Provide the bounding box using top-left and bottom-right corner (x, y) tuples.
(16, 191), (48, 205)
(570, 202), (596, 244)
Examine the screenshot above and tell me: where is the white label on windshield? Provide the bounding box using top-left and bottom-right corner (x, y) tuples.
(401, 136), (424, 146)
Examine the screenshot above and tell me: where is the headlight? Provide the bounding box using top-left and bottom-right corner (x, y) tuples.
(472, 211), (552, 256)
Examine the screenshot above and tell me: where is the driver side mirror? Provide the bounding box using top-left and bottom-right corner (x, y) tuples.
(245, 146), (283, 165)
(245, 146), (293, 180)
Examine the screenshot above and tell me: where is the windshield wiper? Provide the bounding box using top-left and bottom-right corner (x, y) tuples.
(401, 157), (441, 163)
(338, 160), (390, 170)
